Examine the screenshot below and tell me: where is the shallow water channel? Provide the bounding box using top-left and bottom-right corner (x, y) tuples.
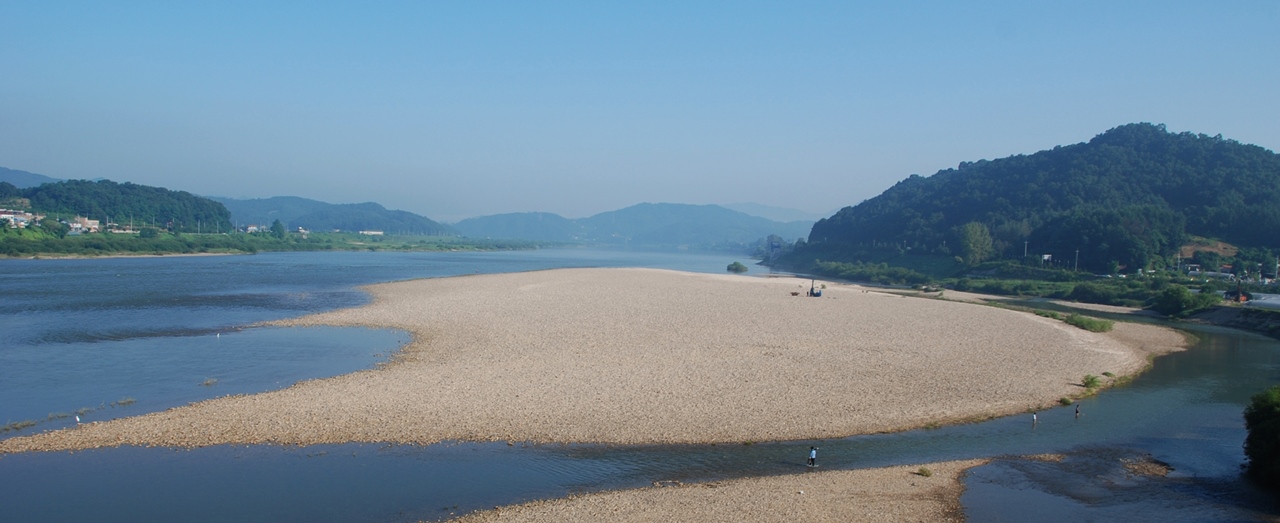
(3, 323), (1279, 521)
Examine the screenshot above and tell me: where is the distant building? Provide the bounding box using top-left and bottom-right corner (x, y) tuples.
(73, 216), (100, 233)
(359, 230), (385, 236)
(0, 209), (42, 228)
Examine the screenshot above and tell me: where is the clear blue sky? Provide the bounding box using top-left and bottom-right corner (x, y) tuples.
(2, 1), (1276, 221)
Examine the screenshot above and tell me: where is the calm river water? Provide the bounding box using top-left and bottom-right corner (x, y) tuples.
(0, 250), (1277, 522)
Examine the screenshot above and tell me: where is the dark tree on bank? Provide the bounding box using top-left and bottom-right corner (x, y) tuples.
(270, 219), (286, 239)
(1245, 385), (1280, 490)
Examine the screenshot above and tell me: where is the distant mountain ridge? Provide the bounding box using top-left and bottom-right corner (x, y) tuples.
(455, 203), (812, 251)
(722, 202), (828, 223)
(0, 167), (62, 188)
(211, 196), (452, 235)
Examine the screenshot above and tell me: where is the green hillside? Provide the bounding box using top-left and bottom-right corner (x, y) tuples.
(213, 196), (452, 235)
(800, 123), (1280, 273)
(8, 179), (232, 233)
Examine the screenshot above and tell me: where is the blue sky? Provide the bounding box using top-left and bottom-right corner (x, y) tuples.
(1, 2), (1276, 221)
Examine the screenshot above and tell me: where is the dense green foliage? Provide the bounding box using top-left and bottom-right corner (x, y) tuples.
(727, 261), (749, 273)
(811, 260), (931, 285)
(1245, 385), (1280, 490)
(214, 196), (452, 235)
(1150, 285), (1221, 317)
(805, 123), (1280, 272)
(20, 179), (233, 233)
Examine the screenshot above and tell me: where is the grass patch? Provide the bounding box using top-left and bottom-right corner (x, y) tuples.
(46, 412), (71, 420)
(200, 377), (218, 387)
(1, 420), (37, 433)
(1102, 371), (1115, 377)
(1034, 310), (1064, 320)
(1059, 397), (1074, 406)
(916, 467), (933, 477)
(74, 407), (95, 416)
(1064, 314), (1114, 332)
(111, 397), (136, 407)
(1083, 374), (1102, 389)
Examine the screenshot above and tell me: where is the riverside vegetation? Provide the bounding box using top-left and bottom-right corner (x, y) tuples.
(771, 123), (1280, 317)
(0, 227), (538, 257)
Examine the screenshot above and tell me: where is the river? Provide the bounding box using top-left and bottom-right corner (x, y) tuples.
(0, 250), (1276, 522)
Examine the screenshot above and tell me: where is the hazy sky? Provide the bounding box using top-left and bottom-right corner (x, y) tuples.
(2, 2), (1277, 221)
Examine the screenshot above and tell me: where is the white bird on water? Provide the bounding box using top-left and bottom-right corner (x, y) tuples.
(75, 415), (80, 424)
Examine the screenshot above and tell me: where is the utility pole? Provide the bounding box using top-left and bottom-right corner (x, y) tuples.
(1024, 241), (1028, 258)
(1075, 249), (1080, 272)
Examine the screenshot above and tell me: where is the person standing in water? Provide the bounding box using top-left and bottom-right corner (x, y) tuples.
(807, 447), (818, 467)
(1075, 404), (1081, 418)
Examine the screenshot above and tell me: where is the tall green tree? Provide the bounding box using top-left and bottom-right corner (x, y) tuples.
(270, 219), (286, 239)
(957, 222), (993, 266)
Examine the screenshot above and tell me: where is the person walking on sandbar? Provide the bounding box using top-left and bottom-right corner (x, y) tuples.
(807, 446), (818, 467)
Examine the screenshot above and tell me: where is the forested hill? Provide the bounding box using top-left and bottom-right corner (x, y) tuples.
(213, 196), (452, 235)
(2, 179), (232, 233)
(806, 123), (1280, 272)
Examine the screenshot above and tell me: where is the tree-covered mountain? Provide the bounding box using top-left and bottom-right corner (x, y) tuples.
(455, 203), (813, 251)
(0, 167), (62, 188)
(213, 196), (452, 235)
(803, 123), (1280, 272)
(10, 179), (232, 233)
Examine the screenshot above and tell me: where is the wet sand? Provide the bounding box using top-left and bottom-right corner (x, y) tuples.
(0, 268), (1185, 452)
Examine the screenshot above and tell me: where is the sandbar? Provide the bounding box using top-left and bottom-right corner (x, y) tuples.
(0, 268), (1185, 452)
(445, 459), (985, 523)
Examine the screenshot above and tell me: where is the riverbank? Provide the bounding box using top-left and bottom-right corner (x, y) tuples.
(0, 268), (1186, 453)
(446, 459), (986, 523)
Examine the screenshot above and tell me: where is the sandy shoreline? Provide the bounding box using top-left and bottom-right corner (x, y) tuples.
(445, 459), (987, 523)
(0, 268), (1185, 453)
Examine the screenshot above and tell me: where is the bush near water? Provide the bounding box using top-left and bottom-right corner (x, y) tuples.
(1245, 385), (1280, 490)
